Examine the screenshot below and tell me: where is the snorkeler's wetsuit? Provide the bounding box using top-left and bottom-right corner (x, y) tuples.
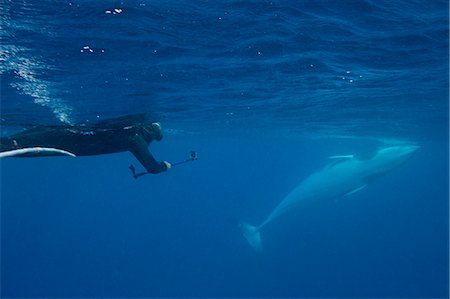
(0, 115), (168, 174)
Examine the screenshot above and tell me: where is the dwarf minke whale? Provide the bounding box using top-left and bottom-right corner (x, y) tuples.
(240, 144), (419, 252)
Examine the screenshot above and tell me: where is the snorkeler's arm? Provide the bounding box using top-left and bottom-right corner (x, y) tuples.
(129, 134), (168, 174)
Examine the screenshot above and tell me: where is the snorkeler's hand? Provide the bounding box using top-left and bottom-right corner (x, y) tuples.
(163, 161), (172, 170)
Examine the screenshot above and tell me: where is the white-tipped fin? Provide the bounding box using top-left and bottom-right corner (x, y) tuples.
(327, 155), (355, 168)
(328, 154), (354, 159)
(345, 184), (367, 196)
(239, 222), (262, 252)
(0, 147), (76, 158)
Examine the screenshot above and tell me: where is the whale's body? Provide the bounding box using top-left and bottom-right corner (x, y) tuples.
(240, 144), (419, 252)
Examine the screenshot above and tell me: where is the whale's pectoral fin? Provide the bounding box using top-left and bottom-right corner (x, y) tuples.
(328, 155), (354, 159)
(345, 184), (367, 196)
(327, 155), (355, 167)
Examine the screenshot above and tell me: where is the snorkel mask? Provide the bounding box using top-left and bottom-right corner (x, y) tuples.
(151, 122), (162, 141)
(145, 122), (163, 141)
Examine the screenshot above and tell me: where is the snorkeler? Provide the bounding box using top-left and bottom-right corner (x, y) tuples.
(0, 114), (171, 175)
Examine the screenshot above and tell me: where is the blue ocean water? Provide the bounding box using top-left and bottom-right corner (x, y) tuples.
(0, 0), (448, 298)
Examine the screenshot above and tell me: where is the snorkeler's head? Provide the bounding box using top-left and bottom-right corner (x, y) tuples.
(143, 122), (163, 141)
(151, 122), (163, 141)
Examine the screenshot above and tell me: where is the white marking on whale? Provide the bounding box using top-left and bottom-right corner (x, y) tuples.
(240, 144), (419, 252)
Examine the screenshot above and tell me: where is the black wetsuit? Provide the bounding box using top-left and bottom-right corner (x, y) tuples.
(0, 115), (168, 174)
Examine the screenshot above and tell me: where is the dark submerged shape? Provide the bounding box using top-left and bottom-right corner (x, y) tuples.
(0, 114), (168, 174)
